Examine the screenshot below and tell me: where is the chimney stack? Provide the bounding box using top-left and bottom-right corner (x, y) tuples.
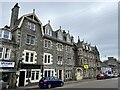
(10, 3), (20, 29)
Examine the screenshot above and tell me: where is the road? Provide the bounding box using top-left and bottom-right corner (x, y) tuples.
(7, 78), (119, 90)
(56, 78), (118, 88)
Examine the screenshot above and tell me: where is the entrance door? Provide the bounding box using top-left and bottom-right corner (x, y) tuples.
(58, 70), (62, 80)
(19, 71), (25, 86)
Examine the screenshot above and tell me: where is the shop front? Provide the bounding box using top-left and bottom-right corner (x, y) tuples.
(0, 61), (16, 88)
(16, 63), (42, 87)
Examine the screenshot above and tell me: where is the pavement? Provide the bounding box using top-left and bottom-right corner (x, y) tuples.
(18, 78), (96, 89)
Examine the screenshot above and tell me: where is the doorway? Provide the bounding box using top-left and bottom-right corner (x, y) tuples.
(19, 71), (25, 86)
(58, 70), (62, 80)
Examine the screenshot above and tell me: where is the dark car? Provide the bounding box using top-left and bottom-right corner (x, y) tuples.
(103, 74), (111, 79)
(0, 80), (9, 89)
(96, 74), (105, 80)
(39, 76), (64, 89)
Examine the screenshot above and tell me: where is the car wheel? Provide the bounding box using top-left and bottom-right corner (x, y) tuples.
(60, 83), (64, 87)
(48, 84), (51, 89)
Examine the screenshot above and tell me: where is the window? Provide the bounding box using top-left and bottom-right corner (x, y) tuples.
(25, 52), (34, 63)
(28, 22), (36, 31)
(58, 32), (63, 40)
(31, 71), (35, 80)
(0, 30), (12, 40)
(48, 55), (50, 63)
(31, 70), (40, 81)
(67, 34), (71, 43)
(4, 48), (11, 59)
(26, 35), (35, 45)
(44, 69), (55, 77)
(66, 46), (71, 52)
(4, 31), (9, 39)
(45, 29), (52, 36)
(0, 47), (3, 59)
(0, 48), (11, 60)
(43, 53), (52, 64)
(58, 56), (62, 65)
(25, 53), (29, 62)
(36, 71), (39, 80)
(57, 43), (63, 51)
(44, 39), (52, 49)
(30, 53), (34, 62)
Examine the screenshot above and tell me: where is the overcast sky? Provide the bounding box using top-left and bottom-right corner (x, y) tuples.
(0, 1), (118, 61)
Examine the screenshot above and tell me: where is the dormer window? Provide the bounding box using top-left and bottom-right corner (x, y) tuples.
(28, 21), (36, 31)
(45, 29), (52, 36)
(0, 30), (12, 40)
(58, 31), (63, 40)
(67, 34), (71, 43)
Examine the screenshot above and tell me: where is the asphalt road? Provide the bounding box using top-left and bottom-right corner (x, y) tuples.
(7, 78), (119, 90)
(56, 78), (118, 88)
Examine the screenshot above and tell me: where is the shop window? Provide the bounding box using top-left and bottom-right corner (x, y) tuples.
(36, 71), (39, 80)
(44, 69), (55, 77)
(31, 71), (35, 80)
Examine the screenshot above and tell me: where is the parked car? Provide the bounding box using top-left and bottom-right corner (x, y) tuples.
(0, 80), (9, 89)
(107, 73), (114, 78)
(113, 73), (119, 78)
(39, 76), (64, 89)
(103, 73), (111, 79)
(118, 73), (120, 77)
(96, 74), (105, 80)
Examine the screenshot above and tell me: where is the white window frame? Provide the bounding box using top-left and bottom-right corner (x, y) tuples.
(0, 30), (12, 40)
(44, 39), (52, 49)
(57, 43), (63, 51)
(31, 69), (41, 82)
(44, 69), (55, 77)
(0, 47), (4, 59)
(28, 22), (36, 31)
(4, 48), (11, 60)
(57, 56), (63, 65)
(45, 29), (52, 36)
(26, 34), (35, 45)
(25, 52), (35, 63)
(43, 53), (53, 65)
(58, 32), (63, 40)
(0, 47), (11, 60)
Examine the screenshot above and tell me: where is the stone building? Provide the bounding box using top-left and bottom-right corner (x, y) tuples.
(10, 3), (43, 86)
(73, 37), (100, 80)
(103, 57), (119, 73)
(0, 26), (17, 88)
(1, 3), (102, 88)
(42, 22), (74, 81)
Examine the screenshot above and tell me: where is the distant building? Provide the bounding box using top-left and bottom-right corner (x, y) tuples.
(99, 61), (112, 74)
(103, 57), (119, 73)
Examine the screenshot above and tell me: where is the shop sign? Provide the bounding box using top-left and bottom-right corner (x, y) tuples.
(0, 61), (15, 67)
(84, 64), (89, 69)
